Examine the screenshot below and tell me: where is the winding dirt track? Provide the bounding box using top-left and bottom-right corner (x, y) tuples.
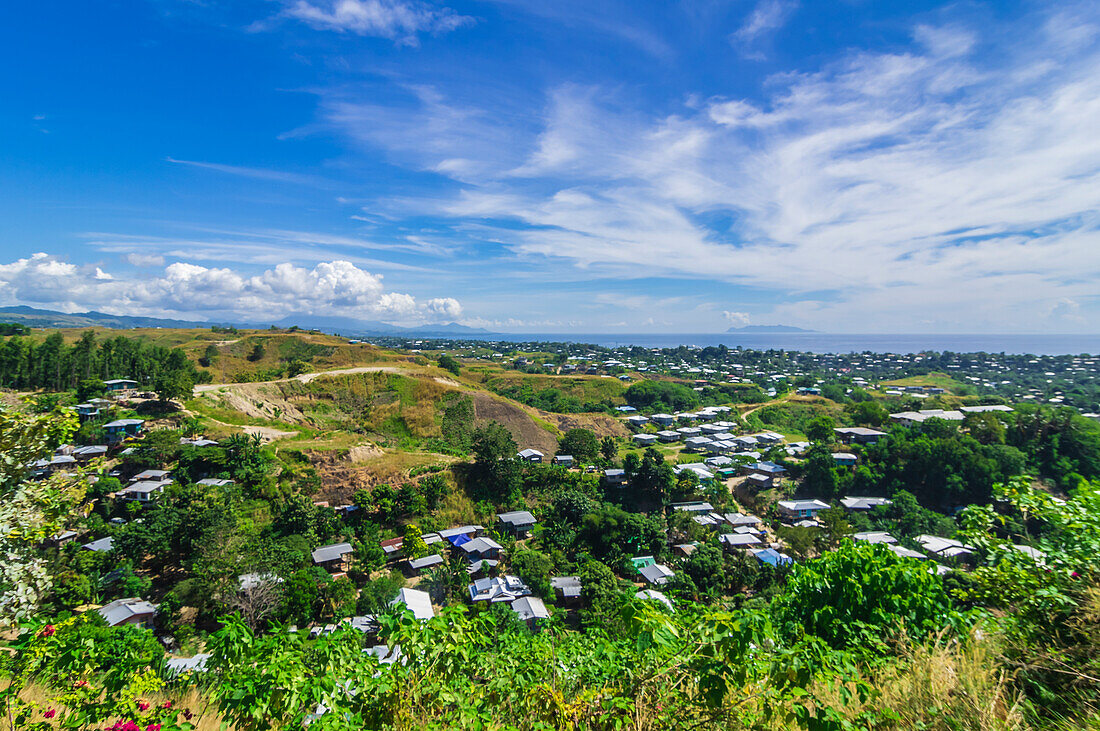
(193, 366), (404, 393)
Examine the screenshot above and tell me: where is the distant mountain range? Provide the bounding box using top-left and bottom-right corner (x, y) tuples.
(726, 324), (817, 333)
(0, 305), (496, 338)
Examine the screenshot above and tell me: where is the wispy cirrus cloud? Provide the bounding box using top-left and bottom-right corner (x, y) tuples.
(166, 157), (330, 187)
(730, 0), (797, 59)
(320, 5), (1100, 332)
(273, 0), (473, 44)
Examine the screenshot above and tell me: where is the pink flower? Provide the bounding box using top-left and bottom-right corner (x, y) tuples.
(137, 701), (150, 712)
(40, 625), (55, 637)
(44, 709), (56, 719)
(161, 701), (172, 710)
(145, 724), (161, 731)
(73, 679), (89, 688)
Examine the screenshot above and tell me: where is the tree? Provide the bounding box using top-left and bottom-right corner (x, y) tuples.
(438, 354), (461, 376)
(579, 559), (623, 629)
(232, 575), (285, 631)
(441, 395), (475, 451)
(806, 416), (836, 443)
(632, 448), (675, 503)
(0, 410), (84, 627)
(847, 400), (889, 427)
(280, 569), (321, 625)
(470, 422), (521, 503)
(510, 547), (553, 598)
(802, 445), (840, 500)
(600, 436), (618, 463)
(154, 370), (194, 403)
(403, 524), (429, 559)
(199, 344), (220, 368)
(558, 428), (599, 463)
(247, 342), (266, 362)
(76, 378), (106, 402)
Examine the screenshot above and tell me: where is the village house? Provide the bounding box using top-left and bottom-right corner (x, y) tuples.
(656, 430), (681, 443)
(626, 415), (649, 429)
(650, 413), (675, 426)
(776, 499), (830, 521)
(635, 589), (674, 611)
(832, 452), (858, 467)
(916, 534), (975, 560)
(603, 468), (627, 486)
(311, 542), (354, 573)
(510, 596), (551, 627)
(406, 554), (444, 574)
(97, 597), (157, 628)
(82, 536), (114, 552)
(719, 533), (762, 550)
(833, 427), (888, 445)
(632, 433), (658, 447)
(516, 448), (544, 463)
(552, 454), (574, 467)
(390, 588), (435, 620)
(852, 531), (898, 545)
(103, 379), (140, 394)
(458, 536), (504, 562)
(497, 510), (537, 537)
(550, 575), (582, 604)
(115, 480), (169, 502)
(751, 548), (793, 567)
(742, 461), (788, 479)
(104, 418), (144, 443)
(638, 563), (675, 586)
(469, 575), (531, 603)
(840, 496), (892, 511)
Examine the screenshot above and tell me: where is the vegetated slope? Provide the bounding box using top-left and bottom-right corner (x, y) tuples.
(469, 392), (559, 455)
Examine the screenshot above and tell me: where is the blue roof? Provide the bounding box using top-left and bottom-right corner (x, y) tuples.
(448, 533), (472, 547)
(753, 548), (793, 567)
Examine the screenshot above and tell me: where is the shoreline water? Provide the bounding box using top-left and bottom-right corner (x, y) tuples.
(450, 333), (1100, 356)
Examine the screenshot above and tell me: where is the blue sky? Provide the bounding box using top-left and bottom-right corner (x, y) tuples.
(1, 0), (1098, 333)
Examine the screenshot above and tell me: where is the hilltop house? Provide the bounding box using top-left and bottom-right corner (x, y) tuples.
(638, 563), (675, 586)
(603, 468), (627, 486)
(390, 588), (434, 620)
(832, 452), (858, 467)
(516, 449), (544, 463)
(458, 536), (504, 562)
(104, 418), (144, 443)
(469, 575), (531, 603)
(833, 427), (888, 445)
(510, 596), (551, 627)
(632, 433), (658, 447)
(103, 379), (139, 394)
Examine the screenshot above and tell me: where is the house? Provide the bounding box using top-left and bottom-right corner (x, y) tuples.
(889, 409), (964, 426)
(104, 418), (144, 443)
(381, 537), (405, 559)
(751, 548), (793, 567)
(832, 452), (858, 467)
(719, 533), (762, 549)
(724, 512), (762, 527)
(458, 536), (504, 562)
(776, 499), (830, 521)
(888, 545), (927, 560)
(675, 412), (699, 422)
(656, 430), (681, 443)
(439, 525), (482, 544)
(632, 433), (658, 447)
(311, 542), (354, 572)
(181, 437), (220, 447)
(671, 501), (714, 513)
(959, 405), (1013, 414)
(684, 436), (713, 452)
(700, 423), (730, 436)
(407, 555), (444, 573)
(744, 473), (773, 490)
(650, 413), (675, 426)
(72, 444), (108, 461)
(510, 596), (551, 626)
(516, 448), (544, 463)
(82, 536), (114, 552)
(196, 478), (234, 487)
(852, 531), (897, 545)
(840, 496), (892, 511)
(552, 455), (574, 467)
(497, 510), (537, 536)
(704, 455), (733, 468)
(603, 468), (627, 486)
(744, 461), (787, 478)
(673, 463), (714, 480)
(103, 379), (139, 393)
(550, 575), (582, 603)
(676, 426), (703, 438)
(390, 588), (435, 620)
(132, 469), (171, 483)
(75, 402), (103, 421)
(116, 480), (168, 502)
(97, 597), (157, 628)
(916, 534), (975, 560)
(833, 427), (888, 445)
(627, 415), (650, 429)
(635, 589), (674, 611)
(638, 563), (674, 586)
(469, 575), (531, 603)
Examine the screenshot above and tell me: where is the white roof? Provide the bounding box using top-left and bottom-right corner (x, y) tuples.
(511, 596), (550, 621)
(719, 533), (762, 547)
(82, 536), (114, 552)
(635, 589), (674, 611)
(639, 563), (674, 585)
(98, 597), (157, 626)
(497, 510), (536, 526)
(841, 496), (891, 510)
(852, 531), (898, 545)
(390, 588), (434, 620)
(777, 499), (830, 512)
(311, 542), (353, 564)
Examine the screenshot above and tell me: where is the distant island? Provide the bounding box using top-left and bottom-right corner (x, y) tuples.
(726, 324), (817, 333)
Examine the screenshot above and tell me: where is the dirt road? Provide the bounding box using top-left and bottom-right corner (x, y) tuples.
(193, 365), (404, 393)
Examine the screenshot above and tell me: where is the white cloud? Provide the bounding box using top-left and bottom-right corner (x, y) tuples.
(126, 253), (165, 267)
(723, 311), (750, 327)
(280, 0), (473, 44)
(349, 7), (1100, 332)
(0, 253), (461, 324)
(731, 0), (797, 58)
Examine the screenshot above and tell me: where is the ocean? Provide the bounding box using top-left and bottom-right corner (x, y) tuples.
(482, 333), (1100, 356)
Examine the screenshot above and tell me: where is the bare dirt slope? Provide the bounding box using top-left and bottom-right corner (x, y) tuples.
(471, 392), (559, 455)
(543, 412), (630, 439)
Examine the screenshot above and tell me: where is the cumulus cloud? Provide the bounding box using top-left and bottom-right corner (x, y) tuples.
(126, 253), (165, 268)
(345, 5), (1100, 332)
(280, 0), (473, 44)
(0, 253), (461, 324)
(723, 311), (750, 327)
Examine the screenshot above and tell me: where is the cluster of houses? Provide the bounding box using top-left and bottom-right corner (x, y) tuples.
(889, 404), (1013, 426)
